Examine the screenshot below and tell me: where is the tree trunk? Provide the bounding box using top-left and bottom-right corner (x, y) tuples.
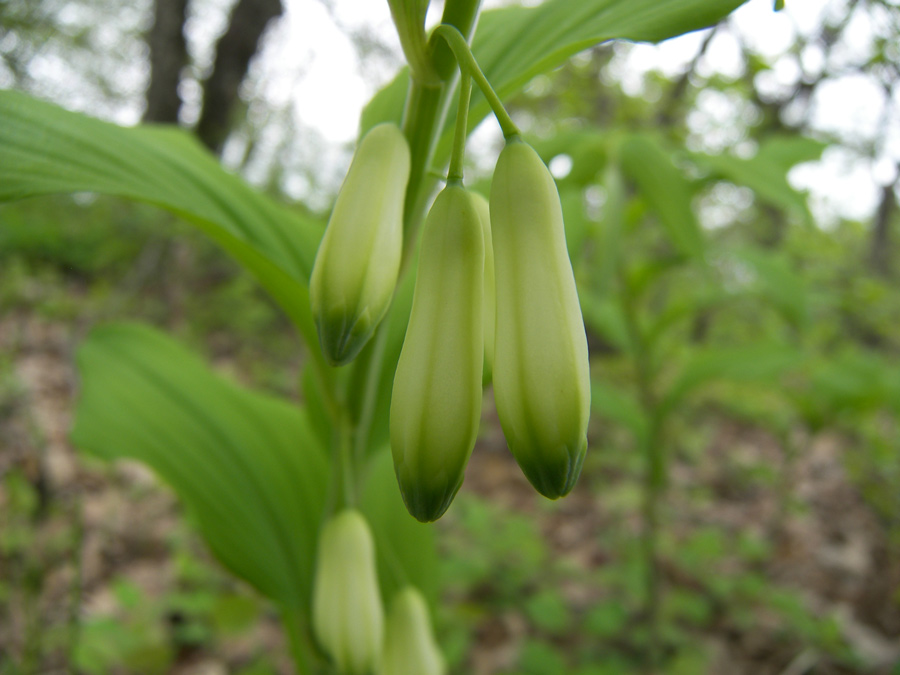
(195, 0), (284, 154)
(869, 180), (897, 277)
(143, 0), (189, 123)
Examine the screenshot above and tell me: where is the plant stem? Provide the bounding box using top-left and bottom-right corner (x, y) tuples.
(448, 71), (472, 183)
(338, 411), (356, 508)
(283, 608), (318, 675)
(342, 0), (485, 513)
(399, 1), (483, 259)
(640, 420), (664, 673)
(352, 319), (391, 465)
(620, 274), (664, 672)
(432, 0), (483, 79)
(432, 24), (520, 139)
(387, 0), (440, 85)
(401, 79), (449, 259)
(309, 354), (341, 427)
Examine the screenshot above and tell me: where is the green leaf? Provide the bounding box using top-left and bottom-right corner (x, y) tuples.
(806, 350), (891, 416)
(619, 133), (706, 260)
(661, 343), (800, 414)
(359, 71), (411, 138)
(0, 91), (324, 344)
(71, 323), (330, 613)
(755, 135), (828, 169)
(693, 136), (827, 223)
(532, 129), (609, 190)
(359, 449), (438, 603)
(362, 0), (748, 144)
(732, 247), (809, 328)
(471, 0), (744, 106)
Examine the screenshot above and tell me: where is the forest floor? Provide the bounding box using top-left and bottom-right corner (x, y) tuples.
(2, 289), (900, 675)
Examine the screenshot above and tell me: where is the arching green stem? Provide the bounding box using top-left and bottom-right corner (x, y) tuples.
(432, 24), (520, 139)
(338, 411), (356, 508)
(448, 71), (472, 184)
(398, 1), (482, 257)
(388, 0), (441, 85)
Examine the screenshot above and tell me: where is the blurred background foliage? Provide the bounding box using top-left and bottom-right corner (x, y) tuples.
(2, 0), (900, 674)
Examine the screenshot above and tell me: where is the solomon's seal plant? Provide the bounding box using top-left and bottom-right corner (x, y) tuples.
(472, 191), (496, 385)
(310, 122), (410, 366)
(390, 182), (485, 522)
(3, 0), (754, 671)
(311, 15), (593, 524)
(382, 23), (591, 516)
(389, 68), (486, 523)
(312, 510), (384, 674)
(379, 587), (446, 675)
(489, 137), (591, 498)
(311, 9), (592, 670)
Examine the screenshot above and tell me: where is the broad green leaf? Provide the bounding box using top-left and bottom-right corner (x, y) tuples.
(808, 350), (890, 415)
(696, 152), (808, 217)
(532, 129), (609, 190)
(0, 91), (324, 346)
(661, 343), (800, 415)
(362, 0), (748, 146)
(360, 70), (410, 135)
(359, 449), (438, 603)
(792, 351), (893, 430)
(755, 135), (828, 169)
(692, 136), (827, 223)
(619, 133), (706, 260)
(732, 247), (809, 329)
(71, 323), (330, 613)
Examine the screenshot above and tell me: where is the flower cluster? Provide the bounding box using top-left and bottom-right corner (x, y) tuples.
(310, 124), (591, 523)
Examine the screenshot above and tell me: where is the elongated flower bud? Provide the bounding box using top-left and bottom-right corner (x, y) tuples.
(489, 138), (591, 499)
(390, 184), (484, 522)
(378, 587), (445, 675)
(310, 123), (411, 366)
(312, 510), (384, 674)
(471, 192), (496, 385)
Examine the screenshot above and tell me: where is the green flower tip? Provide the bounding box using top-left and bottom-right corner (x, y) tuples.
(316, 306), (375, 367)
(394, 467), (465, 523)
(516, 436), (588, 499)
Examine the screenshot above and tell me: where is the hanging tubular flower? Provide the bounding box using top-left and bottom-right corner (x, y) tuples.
(471, 192), (496, 385)
(489, 137), (591, 499)
(312, 510), (384, 674)
(390, 184), (484, 522)
(310, 123), (410, 366)
(378, 587), (445, 675)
